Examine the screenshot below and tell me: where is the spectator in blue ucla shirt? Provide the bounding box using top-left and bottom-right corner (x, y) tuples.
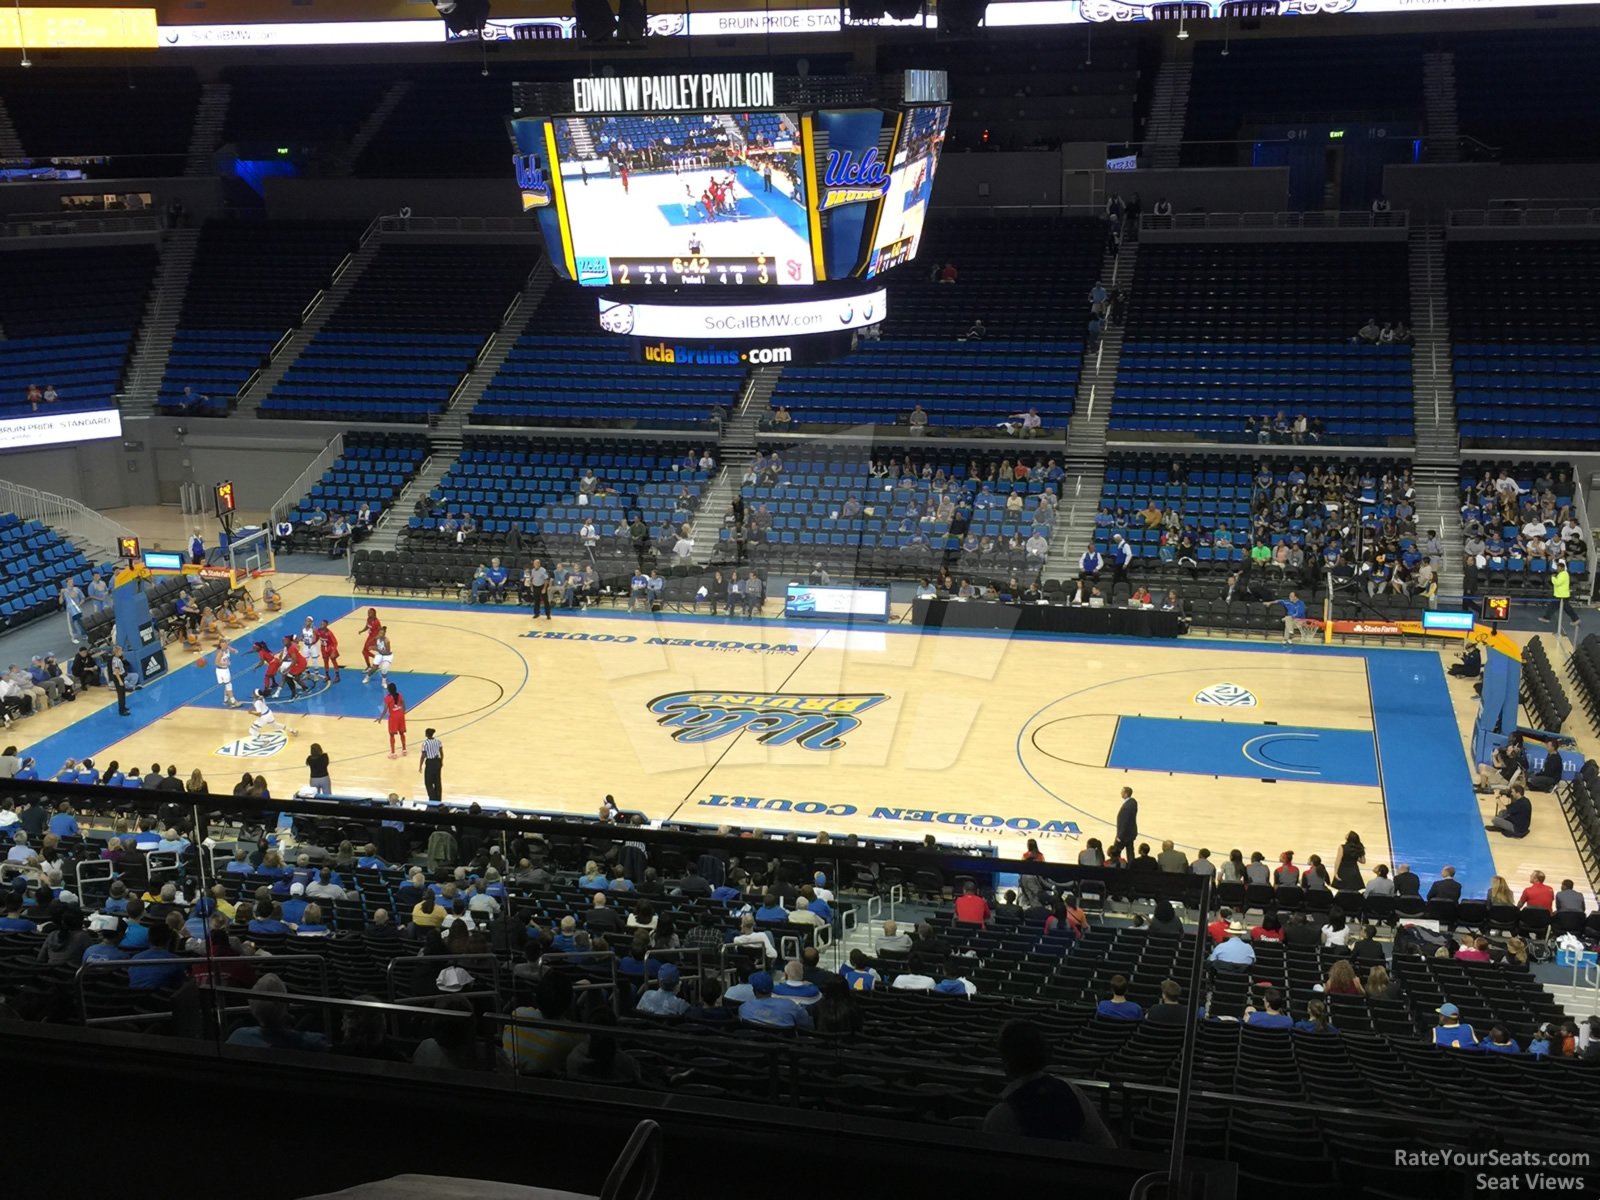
(738, 971), (812, 1030)
(47, 802), (79, 838)
(1096, 975), (1142, 1019)
(754, 894), (787, 923)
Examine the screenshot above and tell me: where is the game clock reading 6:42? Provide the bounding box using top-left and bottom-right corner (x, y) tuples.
(609, 256), (781, 286)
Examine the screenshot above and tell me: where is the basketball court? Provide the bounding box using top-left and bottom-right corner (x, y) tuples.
(14, 572), (1591, 900)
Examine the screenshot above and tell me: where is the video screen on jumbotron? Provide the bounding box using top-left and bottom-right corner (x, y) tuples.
(866, 105), (948, 280)
(553, 112), (813, 287)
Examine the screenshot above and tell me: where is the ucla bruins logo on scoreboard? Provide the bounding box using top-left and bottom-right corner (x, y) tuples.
(648, 691), (886, 751)
(1193, 683), (1259, 708)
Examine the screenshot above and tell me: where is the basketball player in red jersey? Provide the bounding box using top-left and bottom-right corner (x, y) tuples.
(379, 680), (407, 758)
(361, 607), (382, 669)
(315, 619), (342, 683)
(251, 640), (283, 697)
(281, 635), (308, 698)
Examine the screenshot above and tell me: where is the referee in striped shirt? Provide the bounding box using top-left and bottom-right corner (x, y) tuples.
(418, 728), (444, 802)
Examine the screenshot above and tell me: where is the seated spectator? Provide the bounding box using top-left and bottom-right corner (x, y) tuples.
(1209, 921), (1256, 971)
(503, 971), (583, 1075)
(1206, 907), (1235, 944)
(1044, 895), (1087, 941)
(1293, 999), (1338, 1035)
(1243, 988), (1293, 1029)
(1321, 908), (1351, 948)
(787, 895), (825, 928)
(684, 977), (734, 1025)
(1520, 870), (1555, 910)
(1250, 912), (1284, 944)
(1096, 974), (1142, 1019)
(1486, 785), (1532, 839)
(1426, 866), (1462, 903)
(934, 960), (975, 996)
(1145, 979), (1196, 1025)
(1146, 900), (1184, 938)
(877, 919), (912, 954)
(1365, 864), (1395, 897)
(722, 914), (771, 962)
(586, 892), (624, 935)
(1431, 1002), (1479, 1049)
(1393, 864), (1421, 898)
(774, 960), (823, 1005)
(635, 962), (689, 1017)
(1482, 1026), (1521, 1055)
(1129, 843), (1159, 873)
(226, 974), (329, 1052)
(954, 880), (993, 925)
(982, 1019), (1115, 1145)
(840, 949), (881, 993)
(1555, 879), (1587, 914)
(739, 971), (813, 1029)
(1243, 852), (1272, 886)
(1324, 960), (1364, 996)
(1454, 936), (1492, 963)
(1351, 924), (1388, 967)
(1156, 840), (1188, 873)
(128, 922), (185, 990)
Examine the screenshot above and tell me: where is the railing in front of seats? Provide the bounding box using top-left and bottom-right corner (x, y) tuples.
(1139, 210), (1409, 232)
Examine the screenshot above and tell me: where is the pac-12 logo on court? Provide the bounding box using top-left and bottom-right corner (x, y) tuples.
(648, 691), (887, 752)
(1193, 683), (1258, 707)
(214, 733), (287, 759)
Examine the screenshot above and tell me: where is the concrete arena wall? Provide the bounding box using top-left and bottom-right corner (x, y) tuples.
(0, 417), (342, 518)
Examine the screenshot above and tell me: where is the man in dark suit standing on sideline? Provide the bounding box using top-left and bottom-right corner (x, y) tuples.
(1426, 865), (1462, 903)
(1108, 787), (1137, 865)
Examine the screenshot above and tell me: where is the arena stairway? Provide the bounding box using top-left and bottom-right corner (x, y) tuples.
(1146, 55), (1192, 171)
(433, 257), (555, 443)
(183, 82), (230, 177)
(686, 369), (772, 564)
(236, 222), (381, 414)
(118, 228), (201, 414)
(331, 80), (413, 177)
(360, 451), (455, 555)
(1409, 225), (1458, 461)
(0, 95), (21, 159)
(1068, 241), (1135, 459)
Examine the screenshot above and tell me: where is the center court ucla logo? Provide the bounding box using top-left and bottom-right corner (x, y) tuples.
(215, 732), (288, 759)
(1193, 683), (1258, 707)
(648, 691), (887, 751)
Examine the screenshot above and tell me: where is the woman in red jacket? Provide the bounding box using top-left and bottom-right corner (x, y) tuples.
(379, 681), (407, 759)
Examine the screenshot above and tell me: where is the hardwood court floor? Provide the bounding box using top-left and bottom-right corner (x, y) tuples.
(15, 572), (1589, 900)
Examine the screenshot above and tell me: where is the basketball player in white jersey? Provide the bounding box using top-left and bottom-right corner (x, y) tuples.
(249, 689), (294, 744)
(361, 627), (394, 687)
(215, 637), (239, 708)
(300, 617), (322, 680)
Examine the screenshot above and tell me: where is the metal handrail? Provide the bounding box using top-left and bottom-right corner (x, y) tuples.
(1, 213), (162, 239)
(1449, 208), (1600, 228)
(0, 478), (135, 558)
(378, 215), (543, 235)
(385, 950), (503, 1004)
(74, 951), (333, 1027)
(269, 433), (345, 527)
(1141, 210), (1409, 232)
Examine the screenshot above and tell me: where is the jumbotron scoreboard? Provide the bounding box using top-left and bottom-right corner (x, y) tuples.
(508, 69), (946, 366)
